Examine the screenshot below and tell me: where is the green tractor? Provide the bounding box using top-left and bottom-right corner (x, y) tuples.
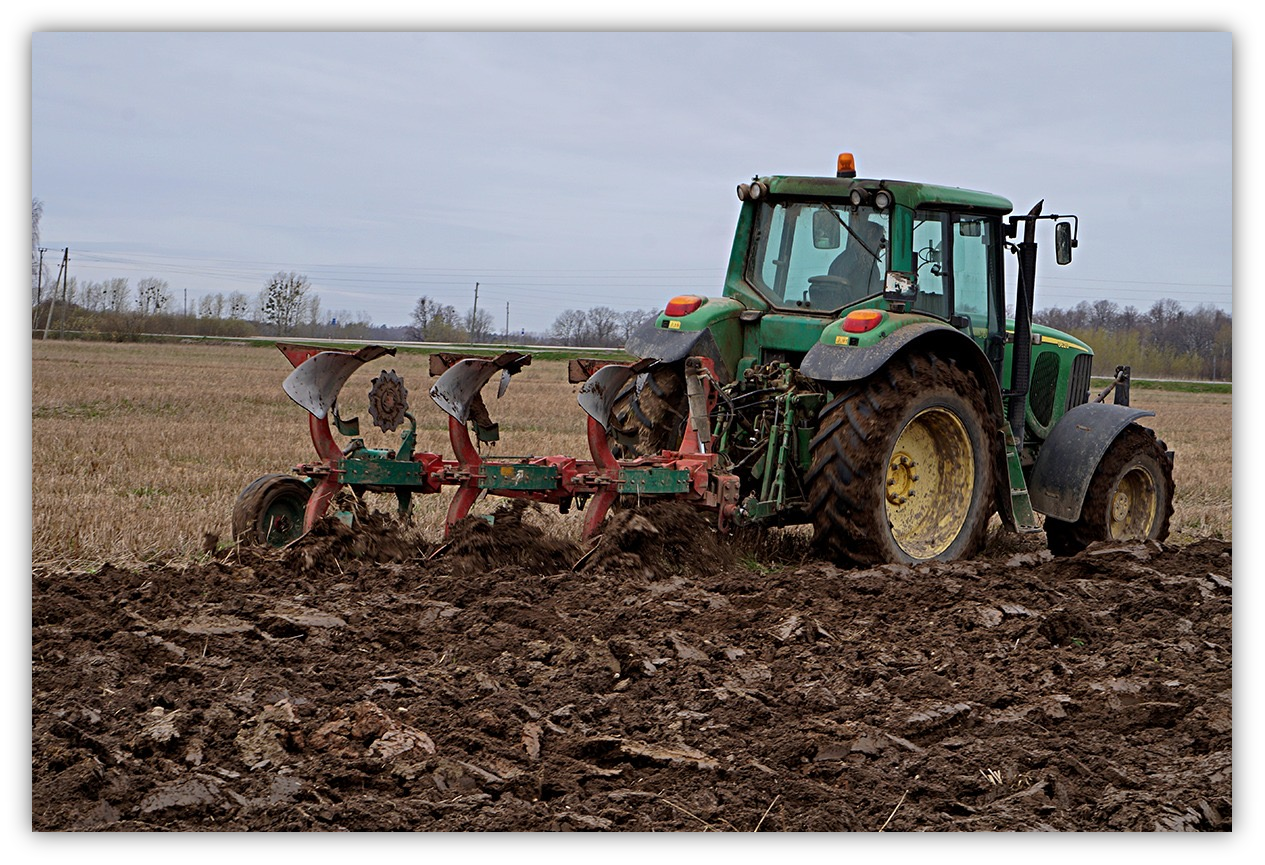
(237, 153), (1175, 567)
(602, 152), (1175, 563)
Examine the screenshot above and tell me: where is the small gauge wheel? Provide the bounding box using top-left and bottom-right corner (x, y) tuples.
(231, 474), (312, 547)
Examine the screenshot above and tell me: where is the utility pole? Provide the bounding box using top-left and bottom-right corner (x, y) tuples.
(57, 250), (71, 336)
(471, 282), (479, 342)
(505, 302), (510, 345)
(33, 247), (47, 327)
(42, 248), (68, 340)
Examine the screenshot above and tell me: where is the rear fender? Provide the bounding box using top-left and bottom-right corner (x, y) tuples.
(1028, 402), (1156, 522)
(625, 320), (734, 384)
(801, 323), (1004, 420)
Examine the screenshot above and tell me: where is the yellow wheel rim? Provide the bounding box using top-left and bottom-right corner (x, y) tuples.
(1108, 465), (1157, 539)
(885, 407), (975, 559)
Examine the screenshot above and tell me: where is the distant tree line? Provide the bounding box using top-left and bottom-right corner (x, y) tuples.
(1035, 298), (1232, 381)
(31, 272), (1232, 381)
(31, 268), (380, 342)
(548, 306), (656, 347)
(406, 297), (658, 347)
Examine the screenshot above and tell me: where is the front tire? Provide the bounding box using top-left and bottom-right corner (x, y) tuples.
(1044, 424), (1174, 556)
(805, 353), (997, 565)
(232, 474), (312, 547)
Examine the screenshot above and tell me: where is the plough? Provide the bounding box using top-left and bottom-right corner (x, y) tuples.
(231, 343), (740, 548)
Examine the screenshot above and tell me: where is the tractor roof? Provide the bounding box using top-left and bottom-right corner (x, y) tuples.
(763, 174), (1014, 215)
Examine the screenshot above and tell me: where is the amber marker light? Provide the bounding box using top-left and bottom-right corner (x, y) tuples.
(665, 295), (704, 317)
(842, 309), (884, 333)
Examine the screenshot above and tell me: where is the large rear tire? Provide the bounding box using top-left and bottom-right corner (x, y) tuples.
(1043, 424), (1174, 556)
(606, 365), (687, 458)
(805, 353), (997, 565)
(232, 474), (312, 547)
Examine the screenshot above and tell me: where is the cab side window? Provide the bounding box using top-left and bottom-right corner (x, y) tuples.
(911, 212), (947, 317)
(952, 216), (998, 332)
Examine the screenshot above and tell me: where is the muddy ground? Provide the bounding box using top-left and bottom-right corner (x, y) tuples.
(32, 503), (1232, 832)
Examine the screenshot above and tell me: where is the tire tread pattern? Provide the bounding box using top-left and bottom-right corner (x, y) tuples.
(231, 474), (312, 546)
(1044, 424), (1174, 556)
(806, 353), (996, 565)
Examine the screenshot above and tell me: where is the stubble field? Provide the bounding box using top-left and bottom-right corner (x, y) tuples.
(30, 340), (1231, 567)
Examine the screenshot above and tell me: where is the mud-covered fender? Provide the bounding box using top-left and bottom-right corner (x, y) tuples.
(1028, 402), (1156, 522)
(624, 320), (733, 384)
(801, 323), (1003, 419)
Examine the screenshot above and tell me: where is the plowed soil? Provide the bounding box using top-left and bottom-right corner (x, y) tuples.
(32, 503), (1232, 832)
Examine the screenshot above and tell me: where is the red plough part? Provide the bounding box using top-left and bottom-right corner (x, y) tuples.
(274, 344), (740, 543)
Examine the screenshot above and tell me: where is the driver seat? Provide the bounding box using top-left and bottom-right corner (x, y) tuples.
(808, 278), (848, 310)
(827, 224), (885, 297)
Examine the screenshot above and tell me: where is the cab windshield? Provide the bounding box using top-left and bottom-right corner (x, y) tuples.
(748, 201), (889, 312)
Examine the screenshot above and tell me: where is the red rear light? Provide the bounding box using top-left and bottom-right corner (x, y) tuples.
(665, 295), (704, 317)
(842, 309), (884, 333)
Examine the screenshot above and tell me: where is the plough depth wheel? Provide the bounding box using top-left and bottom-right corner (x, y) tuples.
(232, 473), (313, 547)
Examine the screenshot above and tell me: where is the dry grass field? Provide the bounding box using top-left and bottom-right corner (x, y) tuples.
(30, 339), (1231, 568)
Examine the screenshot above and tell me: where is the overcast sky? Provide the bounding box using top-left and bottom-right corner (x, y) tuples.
(29, 29), (1234, 336)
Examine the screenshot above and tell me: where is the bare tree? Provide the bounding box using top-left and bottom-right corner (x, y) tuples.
(466, 306), (494, 343)
(259, 271), (311, 335)
(1118, 305), (1140, 331)
(618, 308), (653, 343)
(77, 279), (103, 312)
(407, 296), (461, 341)
(586, 306), (621, 346)
(136, 277), (172, 316)
(32, 198), (45, 305)
(300, 294), (322, 332)
(228, 291), (251, 319)
(550, 309), (586, 345)
(105, 278), (131, 312)
(1179, 304), (1225, 357)
(1145, 298), (1184, 349)
(198, 292), (226, 319)
(1090, 299), (1120, 331)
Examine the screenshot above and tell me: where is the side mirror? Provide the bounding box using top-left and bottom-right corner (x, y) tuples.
(812, 210), (841, 249)
(883, 271), (915, 299)
(1055, 221), (1074, 265)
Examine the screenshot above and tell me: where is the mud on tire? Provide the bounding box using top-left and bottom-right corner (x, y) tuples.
(607, 365), (688, 458)
(805, 352), (997, 565)
(1043, 423), (1174, 556)
(232, 473), (312, 547)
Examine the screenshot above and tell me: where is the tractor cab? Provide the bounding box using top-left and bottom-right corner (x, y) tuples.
(731, 153), (1014, 369)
